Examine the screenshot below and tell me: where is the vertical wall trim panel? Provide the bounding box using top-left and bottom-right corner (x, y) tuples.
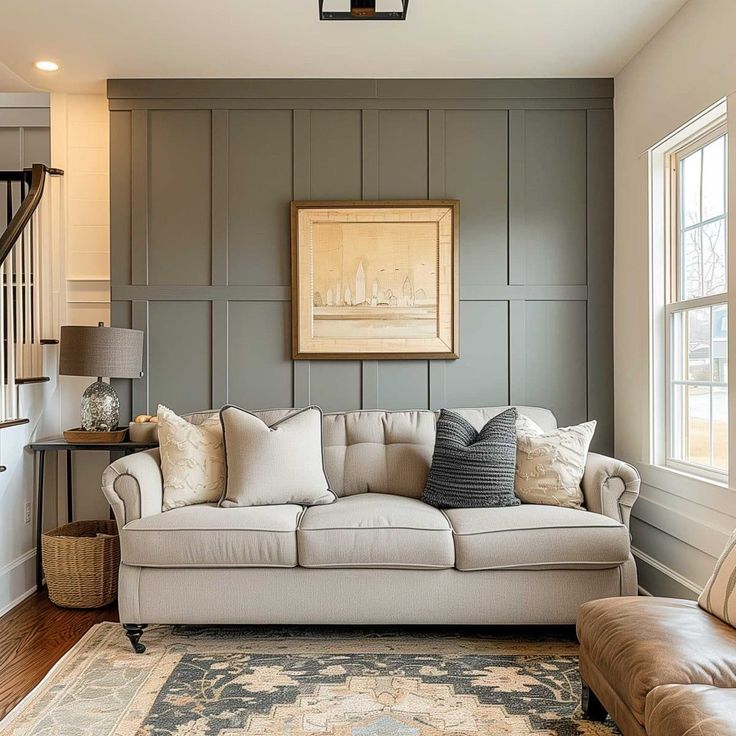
(131, 110), (149, 285)
(508, 110), (525, 285)
(509, 300), (526, 405)
(293, 110), (311, 408)
(211, 110), (229, 286)
(361, 362), (379, 409)
(428, 109), (446, 199)
(361, 109), (379, 200)
(586, 109), (614, 453)
(131, 300), (150, 416)
(428, 108), (447, 409)
(212, 300), (229, 408)
(360, 108), (380, 406)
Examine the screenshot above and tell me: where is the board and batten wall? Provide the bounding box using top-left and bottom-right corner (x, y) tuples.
(107, 79), (614, 454)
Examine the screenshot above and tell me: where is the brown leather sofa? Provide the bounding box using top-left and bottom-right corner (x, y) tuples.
(577, 596), (736, 735)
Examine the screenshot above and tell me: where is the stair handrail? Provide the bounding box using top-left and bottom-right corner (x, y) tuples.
(0, 164), (63, 266)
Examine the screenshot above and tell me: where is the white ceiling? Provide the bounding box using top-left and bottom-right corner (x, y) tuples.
(0, 0), (688, 94)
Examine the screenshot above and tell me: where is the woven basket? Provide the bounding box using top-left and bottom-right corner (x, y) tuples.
(41, 520), (120, 608)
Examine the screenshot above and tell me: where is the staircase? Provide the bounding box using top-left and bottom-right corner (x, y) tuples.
(0, 164), (64, 442)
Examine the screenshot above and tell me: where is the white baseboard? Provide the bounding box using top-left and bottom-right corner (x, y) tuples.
(0, 585), (36, 618)
(0, 549), (37, 618)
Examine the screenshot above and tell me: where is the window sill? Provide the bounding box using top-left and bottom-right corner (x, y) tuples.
(636, 461), (735, 509)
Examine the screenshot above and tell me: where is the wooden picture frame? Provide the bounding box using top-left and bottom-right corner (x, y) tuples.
(291, 200), (459, 360)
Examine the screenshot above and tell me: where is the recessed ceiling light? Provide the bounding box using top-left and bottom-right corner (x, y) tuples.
(34, 60), (60, 72)
(319, 0), (409, 21)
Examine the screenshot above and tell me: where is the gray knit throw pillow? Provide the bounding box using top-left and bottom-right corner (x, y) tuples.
(422, 408), (519, 509)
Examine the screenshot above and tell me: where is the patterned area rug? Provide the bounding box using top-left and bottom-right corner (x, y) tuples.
(1, 624), (619, 735)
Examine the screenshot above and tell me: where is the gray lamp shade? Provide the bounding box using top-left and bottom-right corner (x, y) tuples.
(59, 325), (144, 379)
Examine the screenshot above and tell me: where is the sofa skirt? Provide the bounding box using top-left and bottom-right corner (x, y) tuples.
(118, 555), (637, 625)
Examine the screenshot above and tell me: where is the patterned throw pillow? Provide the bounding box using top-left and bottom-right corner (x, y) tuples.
(219, 405), (335, 507)
(515, 417), (596, 508)
(158, 405), (225, 511)
(699, 529), (736, 626)
(422, 408), (519, 509)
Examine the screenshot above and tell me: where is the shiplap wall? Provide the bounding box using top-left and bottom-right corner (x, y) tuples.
(107, 79), (614, 454)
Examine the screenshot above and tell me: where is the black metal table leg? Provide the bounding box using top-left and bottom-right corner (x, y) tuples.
(66, 449), (73, 522)
(36, 450), (45, 589)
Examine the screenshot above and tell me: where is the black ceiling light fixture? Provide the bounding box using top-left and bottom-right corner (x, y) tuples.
(319, 0), (409, 21)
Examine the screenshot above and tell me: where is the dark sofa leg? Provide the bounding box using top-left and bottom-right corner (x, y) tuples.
(581, 681), (608, 721)
(123, 623), (148, 654)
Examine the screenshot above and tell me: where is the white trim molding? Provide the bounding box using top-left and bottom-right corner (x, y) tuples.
(632, 545), (702, 596)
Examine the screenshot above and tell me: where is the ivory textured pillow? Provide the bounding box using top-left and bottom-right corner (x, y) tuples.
(699, 529), (736, 626)
(158, 405), (225, 511)
(220, 405), (335, 507)
(515, 418), (596, 508)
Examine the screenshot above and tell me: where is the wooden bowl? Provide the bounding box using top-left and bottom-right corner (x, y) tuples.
(63, 428), (127, 444)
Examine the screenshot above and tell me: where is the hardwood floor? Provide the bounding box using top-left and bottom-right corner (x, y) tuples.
(0, 591), (118, 720)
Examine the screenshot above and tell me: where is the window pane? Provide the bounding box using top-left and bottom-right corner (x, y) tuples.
(681, 149), (702, 227)
(713, 304), (728, 383)
(701, 219), (727, 296)
(687, 307), (711, 381)
(669, 304), (727, 474)
(682, 228), (703, 299)
(702, 135), (726, 220)
(687, 384), (711, 466)
(713, 386), (728, 471)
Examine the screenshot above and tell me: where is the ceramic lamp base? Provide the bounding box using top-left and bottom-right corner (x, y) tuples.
(81, 380), (120, 431)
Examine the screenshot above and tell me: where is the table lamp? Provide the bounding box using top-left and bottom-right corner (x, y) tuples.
(59, 322), (144, 432)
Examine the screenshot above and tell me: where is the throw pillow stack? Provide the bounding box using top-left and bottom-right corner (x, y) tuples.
(156, 402), (597, 512)
(422, 409), (596, 509)
(157, 404), (334, 510)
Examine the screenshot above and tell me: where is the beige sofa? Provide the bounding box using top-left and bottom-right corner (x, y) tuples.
(102, 406), (640, 653)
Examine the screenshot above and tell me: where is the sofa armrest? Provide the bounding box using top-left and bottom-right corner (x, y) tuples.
(102, 449), (163, 527)
(581, 452), (640, 528)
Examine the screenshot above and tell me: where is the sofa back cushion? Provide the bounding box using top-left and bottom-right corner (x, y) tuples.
(182, 405), (557, 499)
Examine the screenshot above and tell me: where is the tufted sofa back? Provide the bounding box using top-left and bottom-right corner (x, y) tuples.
(183, 406), (557, 499)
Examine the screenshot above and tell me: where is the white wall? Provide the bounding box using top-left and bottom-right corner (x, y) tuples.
(615, 0), (736, 596)
(51, 93), (111, 523)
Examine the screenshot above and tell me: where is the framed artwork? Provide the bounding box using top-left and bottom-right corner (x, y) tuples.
(291, 200), (459, 360)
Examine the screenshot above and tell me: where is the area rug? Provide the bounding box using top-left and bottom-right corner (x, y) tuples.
(1, 624), (619, 735)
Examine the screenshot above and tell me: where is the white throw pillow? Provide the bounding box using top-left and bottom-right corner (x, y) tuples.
(699, 528), (736, 627)
(515, 416), (596, 508)
(219, 405), (335, 507)
(158, 405), (225, 511)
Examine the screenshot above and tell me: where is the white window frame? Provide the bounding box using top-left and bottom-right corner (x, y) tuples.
(665, 123), (729, 482)
(648, 98), (734, 492)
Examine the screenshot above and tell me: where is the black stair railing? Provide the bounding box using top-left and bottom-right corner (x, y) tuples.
(0, 164), (64, 423)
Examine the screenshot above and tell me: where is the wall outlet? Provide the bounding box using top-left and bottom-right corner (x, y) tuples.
(24, 502), (31, 524)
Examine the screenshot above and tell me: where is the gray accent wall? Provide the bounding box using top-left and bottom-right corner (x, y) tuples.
(108, 79), (614, 453)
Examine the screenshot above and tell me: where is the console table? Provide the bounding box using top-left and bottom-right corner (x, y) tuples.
(27, 437), (158, 590)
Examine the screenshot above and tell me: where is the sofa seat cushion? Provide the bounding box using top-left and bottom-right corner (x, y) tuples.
(445, 505), (630, 571)
(297, 493), (454, 569)
(646, 685), (736, 736)
(577, 597), (736, 725)
(121, 504), (302, 568)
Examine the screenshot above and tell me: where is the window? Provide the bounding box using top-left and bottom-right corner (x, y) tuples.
(666, 125), (728, 478)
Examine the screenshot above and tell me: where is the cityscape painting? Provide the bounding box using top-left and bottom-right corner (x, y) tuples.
(291, 201), (459, 359)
